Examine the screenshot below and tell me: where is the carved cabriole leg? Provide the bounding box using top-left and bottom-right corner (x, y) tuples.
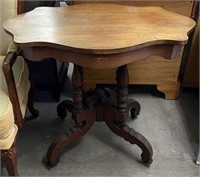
(46, 64), (96, 167)
(1, 143), (19, 176)
(47, 63), (153, 167)
(104, 64), (153, 164)
(104, 112), (153, 163)
(46, 117), (95, 167)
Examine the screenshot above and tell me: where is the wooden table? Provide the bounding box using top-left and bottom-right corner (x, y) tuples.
(3, 4), (195, 167)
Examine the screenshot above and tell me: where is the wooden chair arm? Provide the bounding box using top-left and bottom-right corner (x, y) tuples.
(2, 52), (24, 128)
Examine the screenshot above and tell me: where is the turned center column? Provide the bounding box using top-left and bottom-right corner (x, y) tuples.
(116, 65), (129, 114)
(72, 64), (83, 113)
(71, 64), (85, 125)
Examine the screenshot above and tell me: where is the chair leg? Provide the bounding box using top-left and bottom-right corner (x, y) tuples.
(27, 82), (39, 118)
(1, 161), (5, 176)
(1, 144), (19, 176)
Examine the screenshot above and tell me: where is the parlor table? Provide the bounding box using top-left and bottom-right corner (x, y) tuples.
(3, 3), (195, 167)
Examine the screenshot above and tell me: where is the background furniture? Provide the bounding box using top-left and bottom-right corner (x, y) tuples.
(74, 0), (197, 100)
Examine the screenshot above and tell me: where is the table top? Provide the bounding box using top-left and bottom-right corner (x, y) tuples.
(3, 3), (195, 54)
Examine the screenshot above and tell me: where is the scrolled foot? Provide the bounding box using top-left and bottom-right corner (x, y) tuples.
(46, 127), (82, 167)
(141, 153), (153, 165)
(119, 123), (153, 164)
(46, 119), (95, 167)
(104, 111), (153, 165)
(46, 137), (64, 167)
(57, 100), (74, 119)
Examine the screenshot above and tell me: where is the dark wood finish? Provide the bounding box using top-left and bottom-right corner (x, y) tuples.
(3, 52), (24, 128)
(57, 100), (74, 119)
(116, 65), (129, 113)
(3, 52), (39, 125)
(46, 63), (152, 166)
(17, 0), (25, 15)
(22, 44), (181, 69)
(72, 65), (83, 114)
(104, 119), (153, 164)
(1, 142), (19, 177)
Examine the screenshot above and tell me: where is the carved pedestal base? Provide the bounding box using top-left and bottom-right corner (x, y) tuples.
(46, 88), (153, 167)
(46, 64), (153, 167)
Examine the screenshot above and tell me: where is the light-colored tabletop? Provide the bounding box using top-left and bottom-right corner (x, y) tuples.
(3, 4), (195, 55)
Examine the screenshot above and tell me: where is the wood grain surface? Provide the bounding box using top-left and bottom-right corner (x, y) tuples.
(3, 3), (195, 54)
